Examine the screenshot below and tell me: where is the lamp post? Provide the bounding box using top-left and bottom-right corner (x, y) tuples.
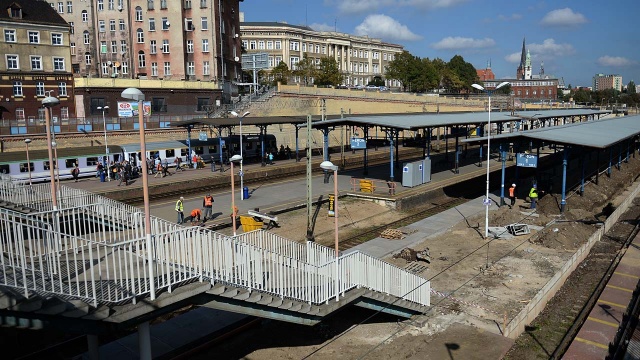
(320, 160), (340, 301)
(229, 154), (242, 235)
(42, 96), (60, 210)
(230, 111), (250, 200)
(24, 138), (32, 186)
(471, 82), (509, 239)
(97, 105), (110, 181)
(121, 88), (155, 300)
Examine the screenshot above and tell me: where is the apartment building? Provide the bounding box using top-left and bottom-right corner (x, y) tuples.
(593, 73), (623, 92)
(0, 0), (74, 125)
(240, 21), (403, 88)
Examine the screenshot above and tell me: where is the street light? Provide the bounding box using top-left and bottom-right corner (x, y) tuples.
(320, 160), (340, 301)
(24, 138), (32, 186)
(121, 87), (155, 301)
(230, 111), (250, 200)
(97, 105), (110, 181)
(42, 96), (60, 211)
(229, 154), (242, 236)
(471, 81), (510, 239)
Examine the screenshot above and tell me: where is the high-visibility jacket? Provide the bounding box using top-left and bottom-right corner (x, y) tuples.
(175, 200), (183, 212)
(191, 208), (202, 217)
(509, 187), (515, 197)
(204, 196), (213, 207)
(529, 187), (538, 199)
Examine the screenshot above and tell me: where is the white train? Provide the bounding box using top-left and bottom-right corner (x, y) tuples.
(0, 134), (278, 183)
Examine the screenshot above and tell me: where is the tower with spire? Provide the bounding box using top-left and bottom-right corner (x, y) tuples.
(516, 38), (532, 80)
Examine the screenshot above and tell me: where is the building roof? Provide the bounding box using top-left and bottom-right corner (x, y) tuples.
(463, 114), (640, 149)
(0, 0), (69, 26)
(516, 109), (610, 119)
(240, 22), (313, 32)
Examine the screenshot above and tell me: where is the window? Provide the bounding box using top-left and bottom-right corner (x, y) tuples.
(97, 0), (103, 10)
(315, 45), (320, 53)
(122, 61), (128, 74)
(136, 29), (144, 43)
(202, 39), (209, 52)
(65, 159), (77, 168)
(51, 33), (63, 45)
(147, 0), (154, 10)
(85, 53), (92, 65)
(28, 31), (40, 44)
(4, 29), (16, 42)
(152, 97), (167, 112)
(83, 30), (90, 44)
(102, 62), (109, 75)
(100, 41), (107, 53)
(201, 17), (208, 30)
(163, 62), (171, 75)
(203, 61), (209, 75)
(15, 108), (24, 120)
(249, 41), (256, 50)
(138, 52), (146, 67)
(185, 18), (193, 31)
(69, 22), (74, 34)
(200, 0), (206, 8)
(267, 41), (273, 50)
(290, 56), (299, 69)
(120, 40), (127, 53)
(150, 40), (156, 54)
(161, 39), (169, 53)
(135, 6), (142, 21)
(20, 162), (33, 173)
(82, 10), (88, 22)
(383, 53), (387, 61)
(373, 52), (379, 59)
(108, 0), (114, 10)
(6, 55), (18, 70)
(187, 61), (194, 75)
(184, 0), (191, 9)
(57, 2), (63, 12)
(151, 62), (158, 76)
(53, 57), (65, 71)
(275, 41), (281, 50)
(111, 41), (117, 53)
(162, 17), (169, 30)
(149, 18), (155, 31)
(241, 40), (247, 49)
(67, 1), (72, 12)
(290, 41), (299, 51)
(30, 56), (42, 70)
(60, 107), (69, 120)
(99, 20), (105, 32)
(109, 19), (116, 32)
(13, 81), (23, 96)
(186, 40), (193, 53)
(70, 42), (75, 55)
(160, 0), (167, 9)
(197, 98), (210, 111)
(36, 81), (45, 96)
(119, 19), (126, 31)
(259, 41), (265, 50)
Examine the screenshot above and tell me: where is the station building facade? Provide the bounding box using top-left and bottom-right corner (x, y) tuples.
(239, 20), (404, 88)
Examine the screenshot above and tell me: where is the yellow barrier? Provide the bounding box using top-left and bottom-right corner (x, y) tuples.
(240, 216), (263, 232)
(359, 179), (375, 193)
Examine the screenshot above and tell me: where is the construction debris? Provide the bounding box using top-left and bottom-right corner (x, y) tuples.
(380, 228), (405, 240)
(416, 248), (431, 263)
(506, 223), (531, 236)
(393, 247), (431, 263)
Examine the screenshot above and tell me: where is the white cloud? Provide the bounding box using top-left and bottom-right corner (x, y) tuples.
(540, 8), (587, 26)
(326, 0), (467, 14)
(497, 13), (522, 21)
(354, 14), (422, 41)
(309, 23), (336, 32)
(505, 39), (575, 63)
(597, 56), (635, 67)
(431, 36), (496, 50)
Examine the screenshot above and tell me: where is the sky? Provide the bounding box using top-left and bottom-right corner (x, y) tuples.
(240, 0), (640, 88)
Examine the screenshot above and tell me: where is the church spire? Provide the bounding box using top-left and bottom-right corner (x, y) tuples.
(519, 38), (527, 68)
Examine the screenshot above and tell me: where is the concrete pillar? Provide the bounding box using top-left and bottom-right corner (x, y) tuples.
(138, 321), (152, 360)
(87, 334), (100, 360)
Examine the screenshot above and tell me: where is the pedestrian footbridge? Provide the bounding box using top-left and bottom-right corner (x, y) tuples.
(0, 175), (429, 331)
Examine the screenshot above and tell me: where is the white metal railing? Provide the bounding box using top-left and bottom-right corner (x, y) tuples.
(0, 180), (430, 308)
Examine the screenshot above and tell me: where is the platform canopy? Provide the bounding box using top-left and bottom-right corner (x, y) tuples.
(515, 109), (611, 119)
(463, 114), (640, 149)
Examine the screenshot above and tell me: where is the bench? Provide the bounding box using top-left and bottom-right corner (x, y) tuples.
(248, 210), (280, 230)
(239, 216), (263, 232)
(359, 179), (375, 193)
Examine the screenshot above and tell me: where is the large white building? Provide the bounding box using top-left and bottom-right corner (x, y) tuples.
(239, 20), (403, 88)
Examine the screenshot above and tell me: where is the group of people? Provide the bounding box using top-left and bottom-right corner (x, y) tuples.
(175, 193), (216, 225)
(94, 160), (138, 186)
(507, 183), (540, 210)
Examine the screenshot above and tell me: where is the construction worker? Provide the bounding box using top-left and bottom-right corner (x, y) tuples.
(508, 184), (516, 209)
(185, 208), (202, 225)
(175, 196), (184, 224)
(203, 194), (214, 220)
(529, 184), (539, 209)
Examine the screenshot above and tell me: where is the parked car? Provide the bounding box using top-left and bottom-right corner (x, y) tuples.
(379, 86), (389, 91)
(365, 85), (380, 91)
(355, 84), (365, 90)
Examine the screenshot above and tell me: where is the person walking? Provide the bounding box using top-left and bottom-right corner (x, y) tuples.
(71, 164), (80, 182)
(202, 193), (214, 220)
(529, 184), (539, 209)
(175, 196), (185, 224)
(508, 184), (517, 209)
(118, 165), (128, 186)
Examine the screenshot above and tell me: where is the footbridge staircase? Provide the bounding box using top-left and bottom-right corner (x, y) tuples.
(0, 176), (429, 331)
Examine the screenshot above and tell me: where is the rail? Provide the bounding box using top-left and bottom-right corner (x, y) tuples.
(0, 178), (430, 308)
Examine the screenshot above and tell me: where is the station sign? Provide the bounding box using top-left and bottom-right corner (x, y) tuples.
(350, 137), (367, 149)
(199, 132), (208, 141)
(516, 153), (538, 168)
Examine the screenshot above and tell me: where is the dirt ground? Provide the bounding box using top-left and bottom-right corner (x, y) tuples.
(203, 154), (640, 360)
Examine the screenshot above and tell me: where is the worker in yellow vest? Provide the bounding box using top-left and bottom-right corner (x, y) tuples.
(529, 184), (539, 209)
(175, 196), (184, 224)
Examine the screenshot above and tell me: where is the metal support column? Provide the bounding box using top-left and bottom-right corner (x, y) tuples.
(306, 115), (313, 241)
(323, 128), (330, 183)
(138, 321), (152, 360)
(395, 131), (399, 168)
(580, 150), (585, 196)
(260, 125), (266, 167)
(618, 143), (622, 170)
(186, 125), (192, 166)
(608, 147), (612, 176)
(561, 147), (569, 213)
(479, 142), (483, 167)
(454, 126), (459, 174)
(218, 127), (224, 172)
(364, 126), (369, 176)
(427, 127), (431, 159)
(500, 144), (506, 206)
(596, 150), (600, 185)
(295, 125), (300, 162)
(388, 128), (396, 181)
(422, 128), (427, 159)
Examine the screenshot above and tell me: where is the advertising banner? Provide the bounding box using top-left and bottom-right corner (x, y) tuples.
(117, 101), (151, 118)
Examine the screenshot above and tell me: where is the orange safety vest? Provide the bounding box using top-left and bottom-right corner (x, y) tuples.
(204, 196), (213, 207)
(509, 187), (515, 197)
(191, 208), (202, 217)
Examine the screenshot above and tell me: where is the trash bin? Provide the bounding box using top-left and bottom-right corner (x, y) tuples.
(99, 171), (106, 182)
(243, 186), (250, 199)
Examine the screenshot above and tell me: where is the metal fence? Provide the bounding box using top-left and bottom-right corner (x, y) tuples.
(0, 179), (430, 308)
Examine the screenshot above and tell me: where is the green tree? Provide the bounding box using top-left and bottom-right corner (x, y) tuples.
(446, 55), (478, 92)
(628, 81), (636, 94)
(270, 61), (290, 86)
(384, 51), (421, 91)
(293, 54), (317, 86)
(315, 57), (343, 86)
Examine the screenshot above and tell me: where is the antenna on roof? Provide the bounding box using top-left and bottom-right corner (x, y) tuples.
(335, 18), (337, 32)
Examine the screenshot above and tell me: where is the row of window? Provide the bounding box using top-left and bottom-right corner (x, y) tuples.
(243, 40), (395, 61)
(6, 55), (66, 72)
(134, 57), (211, 77)
(13, 106), (70, 121)
(11, 81), (68, 97)
(515, 89), (555, 96)
(4, 29), (64, 45)
(9, 158), (82, 174)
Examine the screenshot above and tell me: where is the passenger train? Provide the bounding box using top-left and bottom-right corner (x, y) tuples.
(0, 134), (277, 183)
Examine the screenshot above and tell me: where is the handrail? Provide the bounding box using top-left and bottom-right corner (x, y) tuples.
(349, 177), (397, 196)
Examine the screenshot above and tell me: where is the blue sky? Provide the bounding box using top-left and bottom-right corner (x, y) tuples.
(240, 0), (640, 88)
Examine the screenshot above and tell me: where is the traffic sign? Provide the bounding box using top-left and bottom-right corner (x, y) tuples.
(483, 198), (491, 206)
